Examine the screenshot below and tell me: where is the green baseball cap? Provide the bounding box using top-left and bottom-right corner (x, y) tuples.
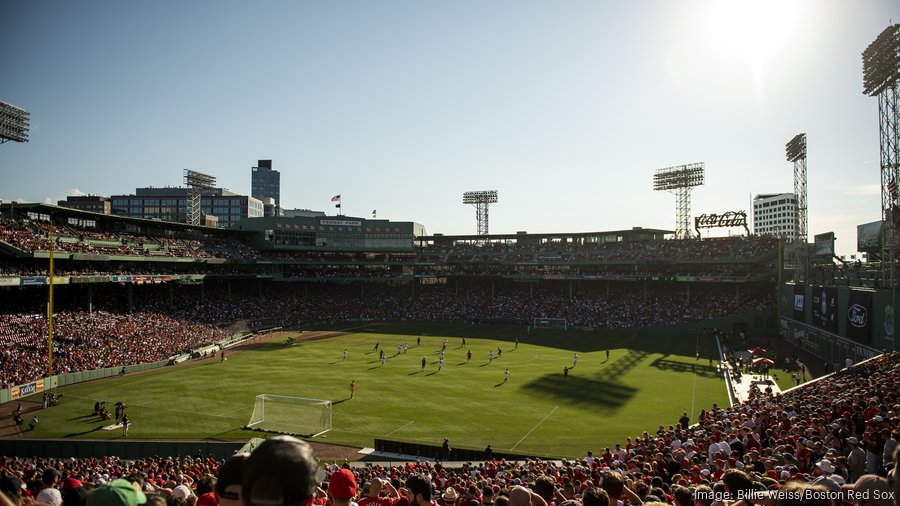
(87, 479), (147, 506)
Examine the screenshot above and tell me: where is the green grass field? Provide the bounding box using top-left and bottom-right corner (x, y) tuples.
(22, 323), (728, 458)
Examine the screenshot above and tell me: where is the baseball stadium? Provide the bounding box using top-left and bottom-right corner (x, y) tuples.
(0, 9), (898, 506)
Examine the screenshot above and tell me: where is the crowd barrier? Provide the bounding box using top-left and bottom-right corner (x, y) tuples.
(373, 439), (537, 462)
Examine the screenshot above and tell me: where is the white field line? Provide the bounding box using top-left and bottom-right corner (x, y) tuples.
(510, 406), (558, 450)
(383, 420), (414, 437)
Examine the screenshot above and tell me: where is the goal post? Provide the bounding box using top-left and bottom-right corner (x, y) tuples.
(246, 394), (332, 437)
(533, 318), (567, 330)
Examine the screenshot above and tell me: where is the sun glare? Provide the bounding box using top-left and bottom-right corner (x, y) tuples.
(666, 0), (806, 104)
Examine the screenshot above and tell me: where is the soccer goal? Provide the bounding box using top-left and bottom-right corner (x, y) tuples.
(246, 394), (332, 437)
(533, 318), (567, 330)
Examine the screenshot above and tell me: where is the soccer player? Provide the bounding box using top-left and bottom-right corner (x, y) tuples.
(461, 337), (466, 347)
(374, 342), (379, 351)
(380, 354), (386, 366)
(606, 349), (610, 361)
(403, 343), (408, 353)
(349, 380), (355, 399)
(421, 356), (426, 370)
(515, 337), (519, 349)
(503, 369), (509, 382)
(397, 344), (402, 356)
(467, 350), (472, 362)
(564, 366), (569, 379)
(497, 346), (502, 358)
(489, 350), (493, 363)
(416, 337), (421, 346)
(442, 338), (448, 350)
(122, 412), (129, 437)
(439, 349), (445, 360)
(573, 353), (579, 366)
(438, 357), (444, 371)
(342, 349), (348, 361)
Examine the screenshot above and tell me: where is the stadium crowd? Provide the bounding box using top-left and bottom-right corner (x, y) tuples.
(0, 311), (227, 389)
(0, 352), (897, 506)
(0, 282), (773, 387)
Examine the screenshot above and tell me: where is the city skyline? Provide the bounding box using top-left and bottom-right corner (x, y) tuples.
(1, 1), (898, 257)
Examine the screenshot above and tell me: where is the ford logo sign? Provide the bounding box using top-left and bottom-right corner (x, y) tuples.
(848, 304), (868, 328)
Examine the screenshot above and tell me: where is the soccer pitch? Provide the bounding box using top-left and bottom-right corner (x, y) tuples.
(23, 323), (728, 458)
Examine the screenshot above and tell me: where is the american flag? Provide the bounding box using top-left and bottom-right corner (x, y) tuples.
(331, 194), (341, 202)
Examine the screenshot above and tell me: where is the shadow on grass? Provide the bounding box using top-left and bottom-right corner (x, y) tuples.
(520, 350), (648, 411)
(649, 358), (721, 378)
(408, 370), (424, 375)
(64, 426), (104, 438)
(520, 375), (638, 410)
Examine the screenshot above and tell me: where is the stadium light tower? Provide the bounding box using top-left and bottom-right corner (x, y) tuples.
(786, 133), (808, 283)
(862, 24), (900, 290)
(183, 169), (217, 226)
(463, 190), (498, 236)
(0, 100), (30, 145)
(653, 163), (705, 239)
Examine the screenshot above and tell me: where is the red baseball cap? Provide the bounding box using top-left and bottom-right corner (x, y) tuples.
(328, 469), (357, 500)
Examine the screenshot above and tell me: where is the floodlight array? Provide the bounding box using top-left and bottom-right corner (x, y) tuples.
(785, 133), (807, 163)
(652, 163), (705, 191)
(862, 24), (899, 97)
(0, 100), (30, 144)
(183, 169), (217, 189)
(462, 190), (498, 204)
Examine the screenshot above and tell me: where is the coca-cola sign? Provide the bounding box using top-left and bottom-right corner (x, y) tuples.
(694, 211), (749, 237)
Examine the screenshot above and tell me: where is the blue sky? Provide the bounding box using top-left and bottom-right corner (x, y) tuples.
(1, 1), (897, 257)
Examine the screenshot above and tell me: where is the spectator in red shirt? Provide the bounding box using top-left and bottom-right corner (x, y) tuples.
(328, 469), (359, 506)
(359, 478), (399, 506)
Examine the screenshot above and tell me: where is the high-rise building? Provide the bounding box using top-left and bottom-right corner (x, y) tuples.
(752, 193), (797, 240)
(251, 160), (280, 215)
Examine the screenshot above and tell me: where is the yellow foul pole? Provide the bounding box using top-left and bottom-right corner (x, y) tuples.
(48, 223), (54, 378)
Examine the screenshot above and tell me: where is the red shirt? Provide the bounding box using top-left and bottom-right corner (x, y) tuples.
(359, 497), (399, 506)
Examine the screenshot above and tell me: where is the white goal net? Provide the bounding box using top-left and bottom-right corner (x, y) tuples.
(246, 394), (332, 437)
(533, 318), (567, 330)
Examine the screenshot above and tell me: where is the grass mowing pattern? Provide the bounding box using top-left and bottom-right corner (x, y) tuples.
(24, 323), (728, 458)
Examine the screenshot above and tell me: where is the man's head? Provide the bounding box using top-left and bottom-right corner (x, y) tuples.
(0, 476), (25, 506)
(441, 487), (459, 506)
(507, 487), (530, 506)
(581, 487), (609, 506)
(86, 479), (148, 506)
(405, 475), (432, 506)
(600, 472), (624, 500)
(671, 486), (692, 506)
(327, 469), (357, 504)
(721, 470), (754, 497)
(216, 453), (249, 506)
(242, 436), (321, 506)
(531, 476), (555, 503)
(42, 469), (62, 487)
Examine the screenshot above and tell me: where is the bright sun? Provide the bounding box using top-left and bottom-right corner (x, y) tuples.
(666, 0), (807, 102)
(702, 0), (800, 65)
